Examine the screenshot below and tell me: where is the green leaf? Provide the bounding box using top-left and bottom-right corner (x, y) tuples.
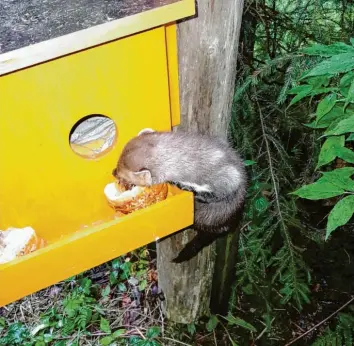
(344, 79), (354, 109)
(76, 307), (92, 328)
(310, 87), (339, 97)
(111, 258), (120, 270)
(316, 135), (345, 168)
(316, 94), (337, 123)
(254, 196), (269, 213)
(291, 180), (345, 200)
(146, 326), (160, 339)
(289, 90), (312, 106)
(318, 104), (354, 126)
(43, 334), (53, 343)
(62, 318), (76, 335)
(100, 317), (111, 334)
(118, 283), (127, 292)
(225, 313), (257, 332)
(320, 167), (354, 191)
(53, 342), (66, 346)
(307, 104), (350, 130)
(307, 76), (330, 87)
(138, 279), (147, 291)
(35, 342), (45, 346)
(326, 115), (354, 135)
(287, 84), (313, 94)
(302, 42), (354, 57)
(109, 271), (118, 285)
(79, 278), (92, 294)
(101, 286), (111, 298)
(341, 86), (350, 97)
(187, 323), (196, 336)
(1, 322), (30, 344)
(113, 329), (126, 338)
(351, 38), (354, 46)
(244, 160), (256, 166)
(100, 336), (114, 346)
(206, 315), (219, 332)
(63, 298), (81, 317)
(241, 284), (253, 295)
(301, 52), (354, 78)
(340, 71), (354, 87)
(346, 133), (354, 141)
(326, 195), (354, 239)
(337, 147), (354, 163)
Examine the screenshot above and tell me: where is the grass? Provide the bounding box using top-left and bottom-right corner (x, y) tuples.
(0, 248), (181, 346)
(0, 246), (266, 346)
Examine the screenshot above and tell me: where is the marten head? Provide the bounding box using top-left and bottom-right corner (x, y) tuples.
(112, 129), (156, 186)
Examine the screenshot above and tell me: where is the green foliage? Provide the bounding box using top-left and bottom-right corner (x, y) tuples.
(127, 327), (161, 346)
(327, 195), (354, 238)
(0, 322), (30, 345)
(290, 40), (354, 239)
(232, 96), (312, 311)
(206, 315), (219, 332)
(0, 252), (160, 346)
(312, 312), (354, 346)
(301, 42), (354, 57)
(223, 313), (257, 333)
(231, 0), (354, 342)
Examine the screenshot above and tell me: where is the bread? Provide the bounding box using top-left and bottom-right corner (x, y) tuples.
(104, 180), (168, 214)
(0, 227), (46, 264)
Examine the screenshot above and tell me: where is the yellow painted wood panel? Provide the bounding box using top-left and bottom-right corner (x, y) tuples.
(0, 186), (194, 307)
(0, 27), (173, 241)
(0, 0), (196, 76)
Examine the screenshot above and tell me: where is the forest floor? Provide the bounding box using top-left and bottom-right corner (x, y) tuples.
(1, 231), (354, 346)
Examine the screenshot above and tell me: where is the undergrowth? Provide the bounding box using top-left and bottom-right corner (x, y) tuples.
(0, 248), (257, 346)
(0, 250), (166, 346)
(231, 25), (354, 343)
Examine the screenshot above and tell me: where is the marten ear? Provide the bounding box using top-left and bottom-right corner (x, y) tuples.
(112, 168), (118, 178)
(138, 128), (155, 136)
(133, 169), (152, 185)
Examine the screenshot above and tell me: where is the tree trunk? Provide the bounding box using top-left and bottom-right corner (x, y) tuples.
(157, 0), (245, 323)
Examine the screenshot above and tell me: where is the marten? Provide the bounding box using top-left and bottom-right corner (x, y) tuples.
(112, 129), (247, 263)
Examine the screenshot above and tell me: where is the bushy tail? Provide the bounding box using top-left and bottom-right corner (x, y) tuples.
(194, 192), (245, 233)
(172, 202), (245, 263)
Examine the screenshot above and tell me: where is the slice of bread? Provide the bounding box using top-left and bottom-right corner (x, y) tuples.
(104, 180), (168, 214)
(0, 227), (45, 264)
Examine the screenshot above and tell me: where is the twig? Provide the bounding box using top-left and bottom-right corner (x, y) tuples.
(135, 327), (146, 339)
(344, 248), (351, 264)
(255, 317), (275, 340)
(218, 319), (238, 345)
(213, 329), (217, 346)
(256, 96), (298, 293)
(162, 337), (192, 346)
(284, 296), (354, 346)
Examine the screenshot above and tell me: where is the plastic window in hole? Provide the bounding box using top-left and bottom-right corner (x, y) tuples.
(69, 114), (117, 159)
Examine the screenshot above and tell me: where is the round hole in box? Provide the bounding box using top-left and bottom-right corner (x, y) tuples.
(69, 114), (117, 159)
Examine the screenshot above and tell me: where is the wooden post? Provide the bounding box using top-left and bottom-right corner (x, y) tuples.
(157, 0), (245, 323)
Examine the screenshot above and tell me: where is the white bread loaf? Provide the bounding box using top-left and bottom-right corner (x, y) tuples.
(0, 227), (45, 264)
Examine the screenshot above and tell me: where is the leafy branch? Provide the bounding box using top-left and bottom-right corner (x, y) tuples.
(290, 39), (354, 239)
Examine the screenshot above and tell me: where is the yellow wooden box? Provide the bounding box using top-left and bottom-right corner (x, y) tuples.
(0, 0), (195, 307)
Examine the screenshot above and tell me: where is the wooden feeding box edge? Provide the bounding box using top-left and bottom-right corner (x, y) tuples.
(0, 0), (196, 307)
(0, 0), (196, 76)
(0, 186), (194, 307)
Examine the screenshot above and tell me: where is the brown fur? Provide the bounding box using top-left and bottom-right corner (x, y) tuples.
(113, 130), (248, 262)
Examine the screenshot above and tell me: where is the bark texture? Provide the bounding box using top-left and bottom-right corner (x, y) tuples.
(157, 0), (245, 323)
